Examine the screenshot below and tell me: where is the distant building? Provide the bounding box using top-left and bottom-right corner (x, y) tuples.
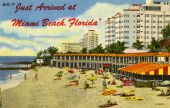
(36, 59), (44, 64)
(62, 43), (82, 53)
(105, 0), (170, 48)
(81, 30), (98, 51)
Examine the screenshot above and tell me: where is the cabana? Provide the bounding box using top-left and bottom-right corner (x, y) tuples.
(118, 62), (170, 80)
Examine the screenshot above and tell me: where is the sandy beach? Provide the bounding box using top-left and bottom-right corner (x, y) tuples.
(1, 67), (170, 108)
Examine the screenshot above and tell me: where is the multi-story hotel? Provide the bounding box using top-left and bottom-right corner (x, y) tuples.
(81, 30), (98, 52)
(105, 0), (170, 48)
(51, 52), (170, 80)
(62, 43), (82, 53)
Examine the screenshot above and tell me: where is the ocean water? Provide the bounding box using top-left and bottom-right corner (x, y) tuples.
(0, 56), (36, 83)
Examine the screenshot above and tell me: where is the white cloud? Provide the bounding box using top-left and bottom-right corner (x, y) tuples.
(0, 47), (36, 56)
(0, 36), (41, 49)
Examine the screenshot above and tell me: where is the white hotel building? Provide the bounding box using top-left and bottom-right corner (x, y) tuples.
(81, 30), (98, 52)
(105, 0), (170, 48)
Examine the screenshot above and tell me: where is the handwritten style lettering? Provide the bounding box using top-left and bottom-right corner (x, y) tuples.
(35, 3), (66, 11)
(42, 18), (66, 26)
(11, 19), (39, 27)
(68, 18), (97, 27)
(11, 18), (98, 27)
(15, 3), (33, 13)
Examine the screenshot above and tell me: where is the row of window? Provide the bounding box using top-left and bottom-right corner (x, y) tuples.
(54, 56), (156, 62)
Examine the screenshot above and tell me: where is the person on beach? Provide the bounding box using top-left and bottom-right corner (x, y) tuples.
(24, 73), (27, 80)
(9, 74), (12, 80)
(35, 72), (38, 81)
(84, 80), (89, 91)
(102, 78), (107, 91)
(0, 88), (2, 107)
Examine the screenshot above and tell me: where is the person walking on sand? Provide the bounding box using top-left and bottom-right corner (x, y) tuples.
(0, 88), (2, 107)
(84, 81), (89, 91)
(9, 74), (12, 80)
(24, 73), (27, 80)
(35, 72), (38, 81)
(102, 78), (107, 91)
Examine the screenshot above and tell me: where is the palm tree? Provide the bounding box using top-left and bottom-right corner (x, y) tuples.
(47, 46), (58, 56)
(105, 43), (116, 53)
(132, 40), (144, 50)
(165, 46), (170, 52)
(114, 41), (127, 54)
(89, 49), (95, 53)
(93, 44), (105, 53)
(106, 41), (127, 54)
(161, 24), (170, 39)
(147, 38), (160, 52)
(81, 48), (87, 53)
(37, 51), (44, 59)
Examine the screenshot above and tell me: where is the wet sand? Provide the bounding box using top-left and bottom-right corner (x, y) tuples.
(1, 67), (170, 108)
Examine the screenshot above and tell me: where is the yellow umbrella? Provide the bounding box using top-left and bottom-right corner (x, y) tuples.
(87, 77), (97, 81)
(87, 77), (97, 87)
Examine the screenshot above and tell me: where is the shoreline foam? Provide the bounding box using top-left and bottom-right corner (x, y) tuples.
(0, 70), (29, 91)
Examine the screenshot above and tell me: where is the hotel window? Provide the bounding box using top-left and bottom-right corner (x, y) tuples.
(145, 20), (149, 23)
(152, 15), (156, 17)
(57, 56), (60, 60)
(152, 20), (156, 23)
(87, 56), (90, 60)
(90, 56), (93, 61)
(152, 31), (156, 34)
(124, 36), (129, 39)
(137, 30), (140, 33)
(124, 31), (129, 33)
(145, 14), (150, 17)
(83, 56), (86, 60)
(146, 31), (150, 34)
(71, 56), (74, 60)
(62, 56), (65, 60)
(98, 57), (101, 61)
(158, 21), (162, 23)
(124, 25), (129, 28)
(125, 42), (129, 44)
(66, 56), (69, 60)
(152, 26), (156, 28)
(124, 14), (130, 17)
(158, 15), (163, 17)
(158, 26), (162, 29)
(166, 15), (170, 17)
(124, 20), (129, 23)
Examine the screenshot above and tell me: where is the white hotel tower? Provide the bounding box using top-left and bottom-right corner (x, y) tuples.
(105, 0), (170, 48)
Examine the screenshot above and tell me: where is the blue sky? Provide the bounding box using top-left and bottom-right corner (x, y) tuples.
(0, 0), (168, 56)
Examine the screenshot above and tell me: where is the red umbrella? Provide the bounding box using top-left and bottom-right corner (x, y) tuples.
(68, 70), (74, 74)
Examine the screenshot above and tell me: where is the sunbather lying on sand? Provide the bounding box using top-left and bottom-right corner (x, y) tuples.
(65, 80), (79, 87)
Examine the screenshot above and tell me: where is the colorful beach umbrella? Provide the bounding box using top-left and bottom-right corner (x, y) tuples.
(87, 77), (97, 81)
(68, 70), (74, 74)
(68, 75), (77, 80)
